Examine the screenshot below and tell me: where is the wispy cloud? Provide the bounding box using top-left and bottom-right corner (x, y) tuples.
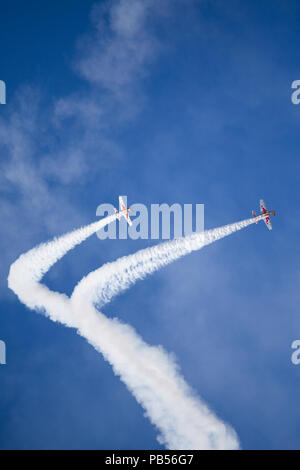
(76, 0), (163, 97)
(1, 0), (167, 294)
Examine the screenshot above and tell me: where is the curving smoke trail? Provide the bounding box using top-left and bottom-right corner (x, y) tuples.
(8, 212), (263, 449)
(8, 213), (117, 327)
(73, 216), (260, 309)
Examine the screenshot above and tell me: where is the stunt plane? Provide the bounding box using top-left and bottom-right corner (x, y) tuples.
(252, 199), (275, 230)
(115, 196), (133, 226)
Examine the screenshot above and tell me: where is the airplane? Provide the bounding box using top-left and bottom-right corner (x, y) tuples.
(252, 199), (275, 230)
(114, 196), (133, 226)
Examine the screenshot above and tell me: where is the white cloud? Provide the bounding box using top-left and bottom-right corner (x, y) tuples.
(76, 0), (162, 97)
(1, 0), (168, 295)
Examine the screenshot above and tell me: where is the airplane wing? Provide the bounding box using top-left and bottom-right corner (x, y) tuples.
(260, 199), (272, 230)
(259, 199), (267, 213)
(119, 196), (126, 212)
(265, 218), (272, 230)
(125, 213), (132, 226)
(119, 196), (132, 226)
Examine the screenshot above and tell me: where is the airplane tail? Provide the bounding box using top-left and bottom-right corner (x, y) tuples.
(252, 210), (258, 223)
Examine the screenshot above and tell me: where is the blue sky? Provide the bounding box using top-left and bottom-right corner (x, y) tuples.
(1, 0), (300, 449)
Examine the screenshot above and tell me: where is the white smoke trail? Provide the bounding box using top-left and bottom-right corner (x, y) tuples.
(8, 212), (263, 449)
(74, 216), (262, 309)
(8, 214), (117, 326)
(70, 215), (261, 449)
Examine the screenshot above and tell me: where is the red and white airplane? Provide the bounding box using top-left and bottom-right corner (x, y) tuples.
(252, 199), (275, 230)
(114, 196), (133, 226)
